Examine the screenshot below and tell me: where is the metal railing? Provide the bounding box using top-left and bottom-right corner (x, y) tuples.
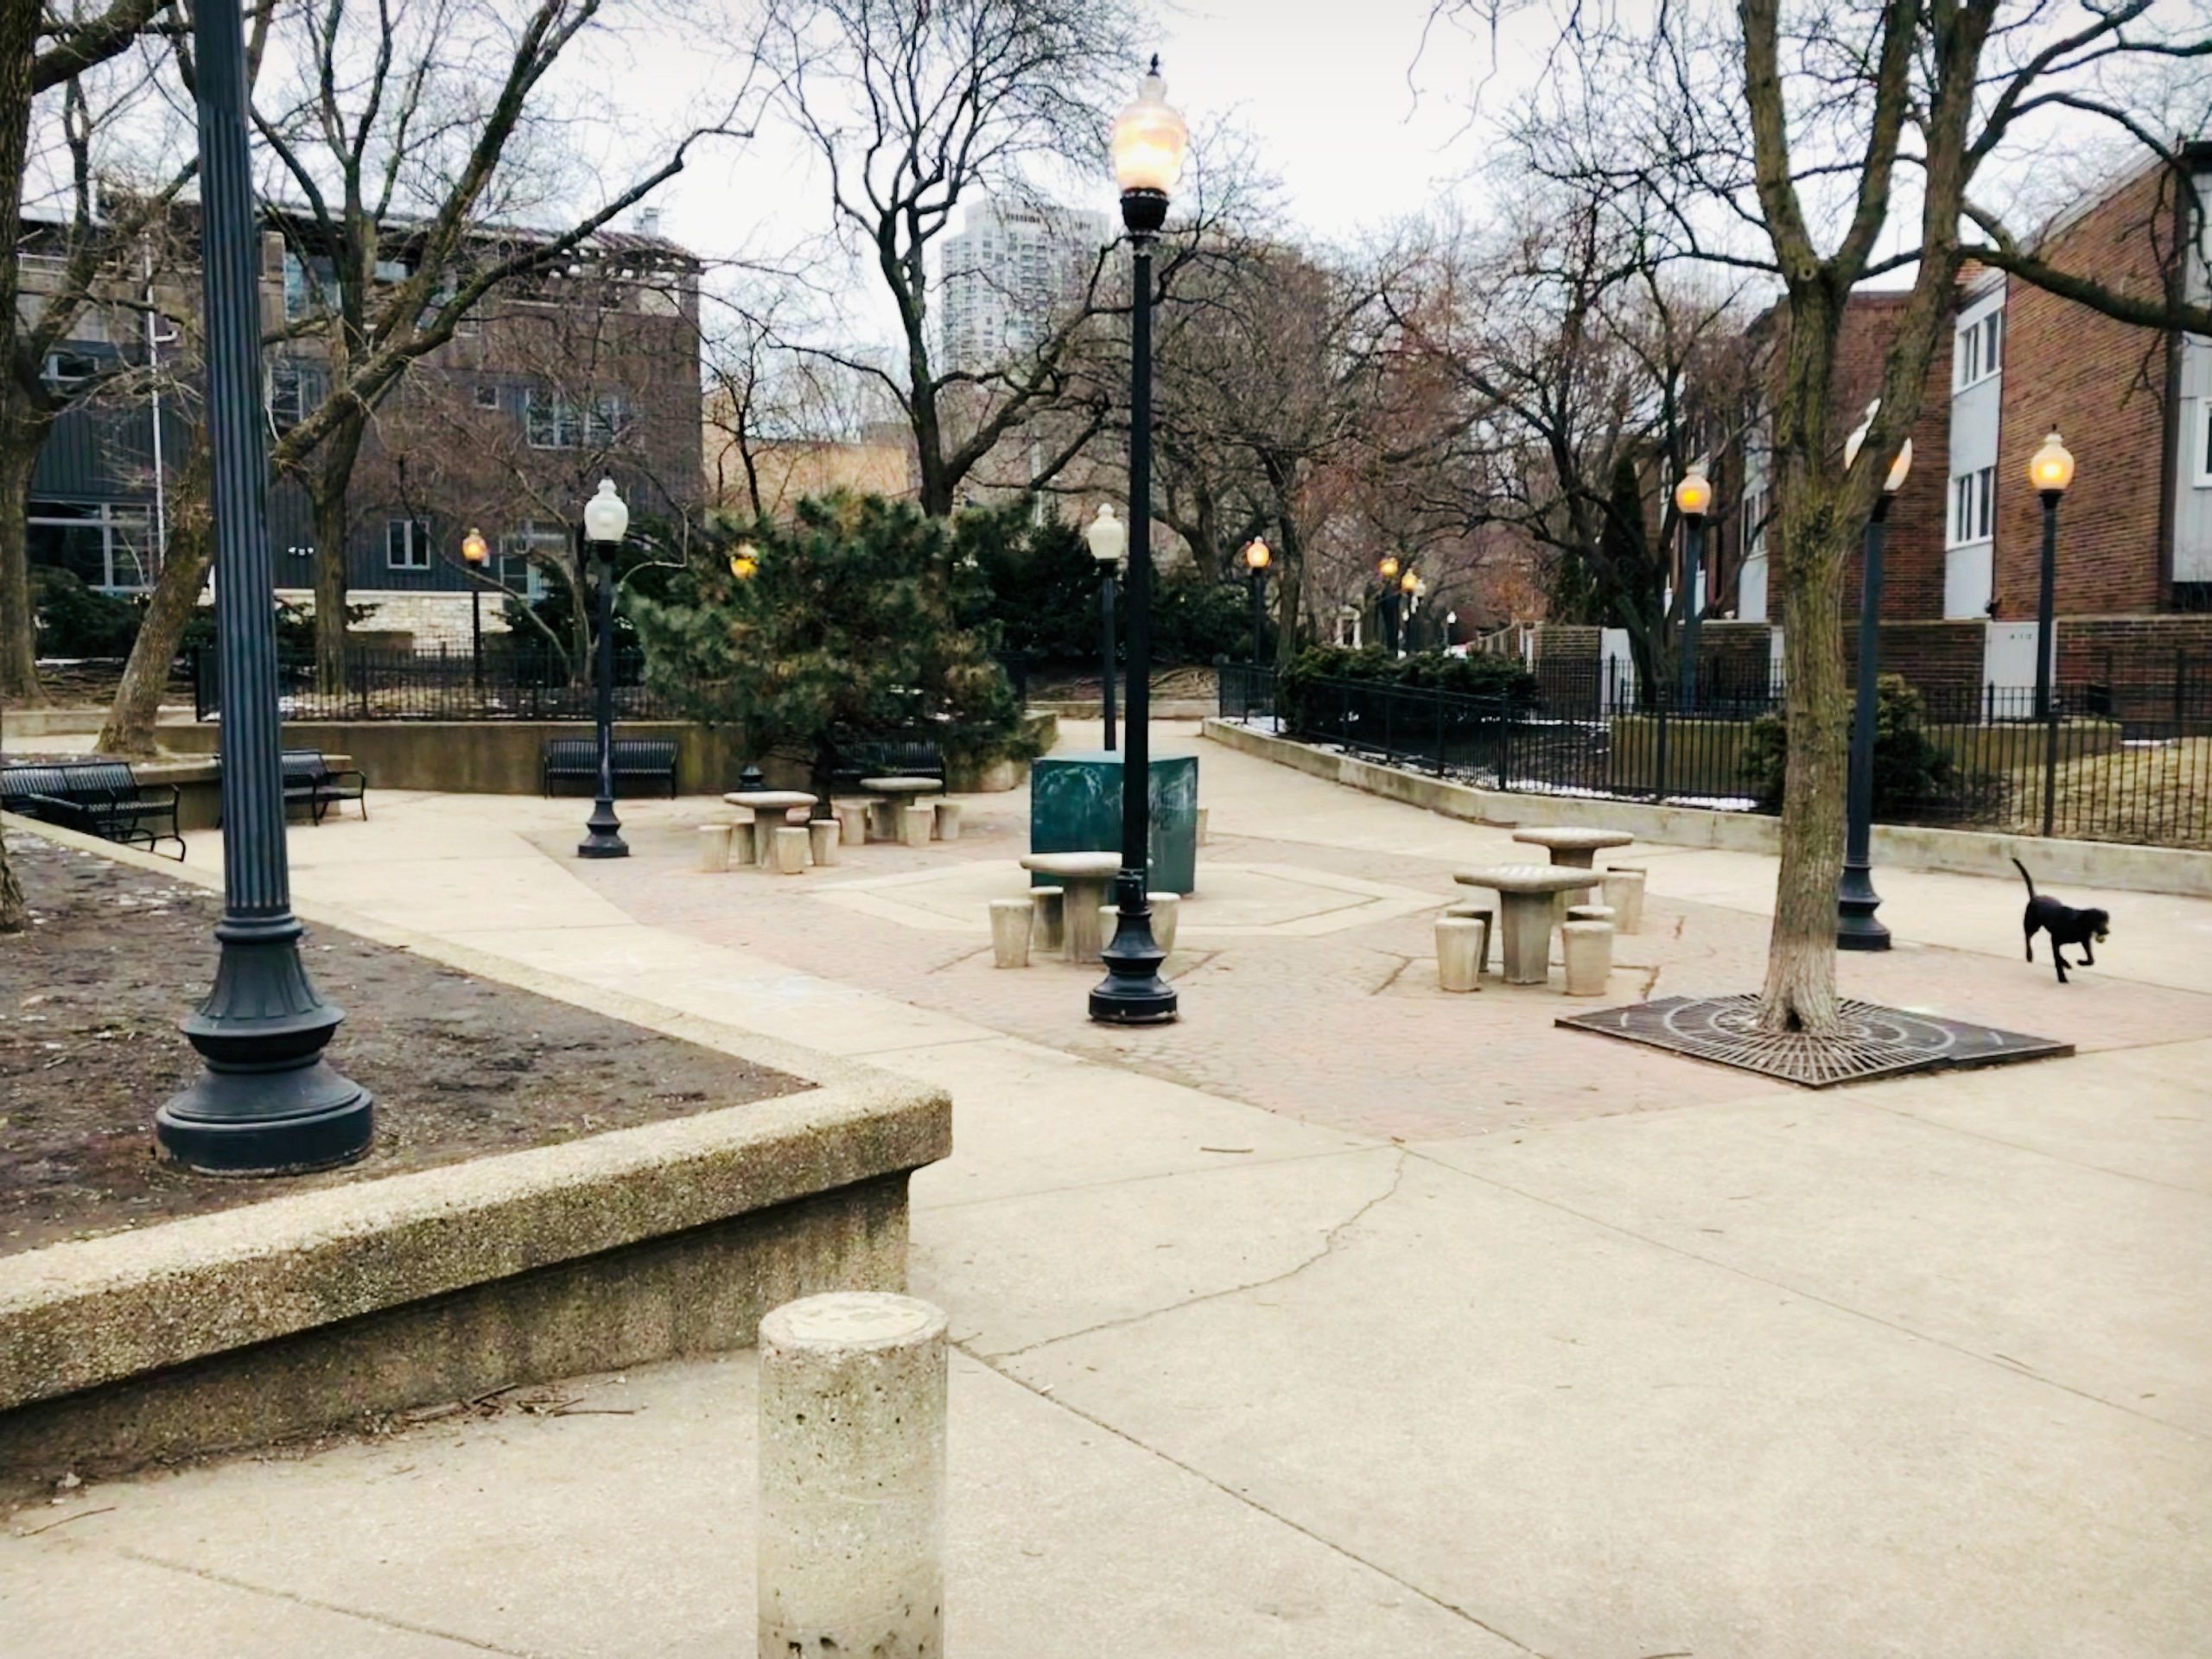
(191, 645), (677, 722)
(1226, 663), (2212, 851)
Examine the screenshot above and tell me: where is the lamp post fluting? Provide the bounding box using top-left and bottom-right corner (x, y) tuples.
(156, 0), (371, 1174)
(1243, 537), (1271, 669)
(1086, 505), (1124, 751)
(1090, 58), (1187, 1027)
(577, 479), (629, 860)
(1673, 464), (1713, 711)
(1836, 405), (1911, 951)
(2029, 431), (2075, 837)
(461, 526), (489, 697)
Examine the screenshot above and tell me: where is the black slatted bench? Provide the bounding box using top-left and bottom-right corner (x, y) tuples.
(1, 760), (184, 860)
(823, 735), (947, 794)
(541, 737), (679, 798)
(283, 749), (368, 824)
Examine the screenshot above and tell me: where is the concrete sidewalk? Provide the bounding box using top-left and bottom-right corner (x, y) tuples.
(6, 728), (2209, 1657)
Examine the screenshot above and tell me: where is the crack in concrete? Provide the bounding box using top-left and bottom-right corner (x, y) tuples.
(990, 1150), (1408, 1362)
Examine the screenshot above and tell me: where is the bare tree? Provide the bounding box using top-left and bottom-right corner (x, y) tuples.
(1434, 0), (2212, 1034)
(241, 0), (755, 690)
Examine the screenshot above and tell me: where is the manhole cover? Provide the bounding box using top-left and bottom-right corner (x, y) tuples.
(1557, 994), (2072, 1089)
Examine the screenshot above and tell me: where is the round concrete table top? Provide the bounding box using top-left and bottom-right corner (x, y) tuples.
(1454, 863), (1604, 895)
(724, 791), (817, 811)
(859, 777), (944, 795)
(1512, 826), (1636, 854)
(1020, 851), (1124, 880)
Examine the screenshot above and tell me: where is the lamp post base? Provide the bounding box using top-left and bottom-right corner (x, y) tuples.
(156, 919), (373, 1175)
(1835, 862), (1891, 951)
(578, 798), (628, 859)
(1090, 886), (1178, 1025)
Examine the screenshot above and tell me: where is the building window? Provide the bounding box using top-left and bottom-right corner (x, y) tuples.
(1948, 466), (1995, 545)
(474, 382), (499, 410)
(524, 387), (626, 448)
(2196, 399), (2212, 486)
(28, 500), (154, 593)
(269, 358), (327, 431)
(41, 347), (101, 388)
(1954, 308), (2004, 391)
(498, 523), (566, 601)
(385, 518), (432, 569)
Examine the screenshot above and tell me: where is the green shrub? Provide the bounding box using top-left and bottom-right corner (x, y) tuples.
(1740, 674), (1979, 817)
(30, 569), (138, 657)
(1276, 644), (1538, 726)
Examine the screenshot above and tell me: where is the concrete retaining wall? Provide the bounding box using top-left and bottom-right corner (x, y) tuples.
(1203, 717), (2212, 898)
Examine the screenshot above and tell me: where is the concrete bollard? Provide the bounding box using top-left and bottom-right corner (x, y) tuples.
(1601, 868), (1646, 935)
(1030, 886), (1065, 955)
(809, 817), (840, 868)
(731, 817), (760, 868)
(1100, 893), (1179, 954)
(759, 1293), (949, 1659)
(696, 823), (734, 873)
(772, 824), (810, 875)
(1443, 903), (1493, 974)
(1435, 917), (1484, 992)
(899, 803), (934, 849)
(1566, 903), (1615, 926)
(932, 800), (963, 842)
(988, 898), (1033, 968)
(1562, 920), (1614, 995)
(834, 801), (869, 851)
(1196, 806), (1211, 846)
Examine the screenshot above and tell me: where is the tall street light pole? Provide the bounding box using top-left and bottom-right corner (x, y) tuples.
(2029, 431), (2075, 838)
(1377, 554), (1401, 655)
(156, 0), (372, 1173)
(1836, 403), (1912, 951)
(1090, 57), (1187, 1027)
(1086, 505), (1123, 752)
(1243, 537), (1271, 669)
(577, 479), (630, 859)
(461, 526), (488, 697)
(1400, 569), (1421, 653)
(1673, 463), (1713, 712)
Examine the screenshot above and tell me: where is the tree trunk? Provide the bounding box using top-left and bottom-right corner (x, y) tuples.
(98, 435), (212, 756)
(0, 423), (45, 705)
(0, 822), (24, 934)
(300, 416), (366, 695)
(1758, 296), (1849, 1035)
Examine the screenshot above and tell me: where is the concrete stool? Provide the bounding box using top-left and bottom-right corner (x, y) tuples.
(730, 817), (759, 868)
(1197, 806), (1211, 846)
(1567, 903), (1615, 926)
(932, 799), (963, 842)
(899, 802), (934, 849)
(759, 1293), (948, 1659)
(1602, 868), (1646, 934)
(833, 801), (869, 850)
(1435, 916), (1485, 993)
(988, 898), (1033, 968)
(808, 817), (839, 867)
(868, 798), (899, 842)
(1562, 919), (1614, 995)
(1030, 887), (1065, 955)
(1443, 902), (1494, 974)
(772, 823), (810, 875)
(696, 823), (733, 873)
(1097, 892), (1179, 955)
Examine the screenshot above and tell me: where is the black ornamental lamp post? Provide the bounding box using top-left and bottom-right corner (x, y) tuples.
(577, 478), (630, 859)
(1836, 401), (1913, 951)
(461, 526), (489, 696)
(1242, 536), (1271, 669)
(1086, 504), (1124, 751)
(1377, 553), (1402, 654)
(1090, 57), (1188, 1027)
(2028, 430), (2075, 838)
(1673, 462), (1713, 711)
(156, 0), (372, 1173)
(1400, 568), (1423, 653)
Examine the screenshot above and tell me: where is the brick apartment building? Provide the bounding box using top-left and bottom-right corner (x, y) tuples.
(1676, 145), (2211, 702)
(24, 208), (702, 650)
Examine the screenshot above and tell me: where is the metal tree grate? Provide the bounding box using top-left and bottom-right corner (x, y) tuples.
(1557, 994), (2072, 1089)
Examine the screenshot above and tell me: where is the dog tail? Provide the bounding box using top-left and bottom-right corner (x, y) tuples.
(2011, 857), (2037, 899)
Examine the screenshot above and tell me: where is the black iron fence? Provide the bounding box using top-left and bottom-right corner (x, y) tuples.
(191, 645), (677, 722)
(1221, 663), (2212, 851)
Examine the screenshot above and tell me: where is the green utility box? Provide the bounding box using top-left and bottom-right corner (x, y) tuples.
(1029, 751), (1198, 896)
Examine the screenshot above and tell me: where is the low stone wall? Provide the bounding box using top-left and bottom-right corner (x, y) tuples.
(1203, 717), (2212, 898)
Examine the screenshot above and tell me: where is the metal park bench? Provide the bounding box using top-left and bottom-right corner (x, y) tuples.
(0, 760), (184, 860)
(540, 736), (679, 798)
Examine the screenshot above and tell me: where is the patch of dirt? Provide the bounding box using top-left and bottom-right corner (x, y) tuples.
(0, 832), (804, 1255)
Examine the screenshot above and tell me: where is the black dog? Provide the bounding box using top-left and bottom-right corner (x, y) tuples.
(2012, 858), (2109, 983)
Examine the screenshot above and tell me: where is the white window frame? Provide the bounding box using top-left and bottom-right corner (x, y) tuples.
(1948, 465), (1995, 546)
(2196, 398), (2212, 486)
(1953, 306), (2005, 392)
(474, 381), (499, 410)
(385, 518), (432, 570)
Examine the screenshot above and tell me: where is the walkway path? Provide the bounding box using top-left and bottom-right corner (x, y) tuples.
(8, 723), (2209, 1657)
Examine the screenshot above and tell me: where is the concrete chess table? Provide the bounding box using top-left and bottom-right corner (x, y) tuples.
(1020, 851), (1123, 964)
(1510, 826), (1636, 868)
(1454, 864), (1603, 984)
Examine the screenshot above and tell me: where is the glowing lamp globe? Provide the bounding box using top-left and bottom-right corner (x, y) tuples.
(460, 527), (488, 566)
(1673, 466), (1713, 519)
(1377, 554), (1401, 581)
(2028, 431), (2075, 495)
(1111, 59), (1188, 232)
(728, 542), (760, 581)
(1243, 537), (1271, 572)
(1400, 568), (1420, 594)
(582, 478), (629, 545)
